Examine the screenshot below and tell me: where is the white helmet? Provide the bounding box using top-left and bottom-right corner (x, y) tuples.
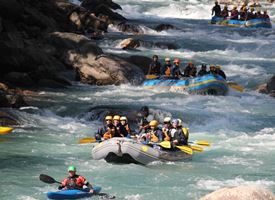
(178, 119), (182, 126)
(163, 117), (171, 123)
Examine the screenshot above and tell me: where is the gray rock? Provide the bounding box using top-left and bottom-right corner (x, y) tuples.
(4, 72), (34, 87)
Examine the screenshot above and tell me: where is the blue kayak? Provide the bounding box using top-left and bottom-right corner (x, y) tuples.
(211, 16), (272, 28)
(143, 74), (228, 95)
(47, 186), (101, 199)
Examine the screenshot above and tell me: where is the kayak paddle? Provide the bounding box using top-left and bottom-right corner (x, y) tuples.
(39, 174), (115, 199)
(0, 126), (14, 135)
(145, 74), (159, 79)
(39, 174), (62, 184)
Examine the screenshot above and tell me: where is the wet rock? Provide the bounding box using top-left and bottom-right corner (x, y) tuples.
(0, 90), (27, 108)
(48, 32), (143, 85)
(155, 24), (175, 32)
(0, 111), (20, 126)
(37, 79), (66, 88)
(0, 17), (2, 33)
(116, 22), (144, 34)
(257, 75), (275, 97)
(0, 0), (23, 20)
(81, 0), (122, 11)
(154, 42), (179, 50)
(126, 55), (151, 74)
(199, 186), (275, 200)
(4, 72), (34, 87)
(119, 38), (141, 50)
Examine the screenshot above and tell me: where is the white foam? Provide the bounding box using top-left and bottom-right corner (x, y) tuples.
(125, 194), (142, 200)
(196, 177), (275, 191)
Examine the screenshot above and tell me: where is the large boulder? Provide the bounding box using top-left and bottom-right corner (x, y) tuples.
(48, 32), (143, 85)
(126, 55), (151, 74)
(0, 0), (23, 20)
(154, 42), (179, 50)
(257, 75), (275, 97)
(200, 186), (275, 200)
(0, 90), (27, 108)
(119, 38), (141, 50)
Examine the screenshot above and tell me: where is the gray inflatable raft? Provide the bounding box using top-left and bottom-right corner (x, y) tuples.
(92, 138), (192, 165)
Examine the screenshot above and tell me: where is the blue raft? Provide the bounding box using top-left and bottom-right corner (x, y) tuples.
(47, 186), (101, 199)
(211, 16), (272, 28)
(143, 74), (228, 95)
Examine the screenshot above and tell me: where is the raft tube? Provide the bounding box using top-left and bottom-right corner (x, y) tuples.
(211, 16), (272, 28)
(47, 186), (101, 200)
(0, 126), (13, 135)
(143, 74), (228, 95)
(92, 138), (192, 165)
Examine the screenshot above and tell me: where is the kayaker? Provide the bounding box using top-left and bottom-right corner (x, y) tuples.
(221, 5), (229, 18)
(177, 119), (189, 145)
(216, 66), (226, 80)
(171, 58), (184, 79)
(149, 120), (163, 143)
(198, 64), (208, 76)
(162, 117), (172, 141)
(148, 55), (161, 75)
(58, 166), (93, 192)
(161, 57), (172, 77)
(212, 1), (221, 17)
(120, 116), (132, 137)
(170, 119), (187, 148)
(96, 115), (115, 140)
(230, 6), (239, 20)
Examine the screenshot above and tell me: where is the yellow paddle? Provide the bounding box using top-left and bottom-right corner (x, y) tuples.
(78, 137), (97, 144)
(0, 126), (14, 135)
(190, 140), (211, 147)
(227, 82), (244, 92)
(150, 141), (171, 149)
(189, 145), (204, 152)
(176, 145), (193, 155)
(145, 74), (158, 79)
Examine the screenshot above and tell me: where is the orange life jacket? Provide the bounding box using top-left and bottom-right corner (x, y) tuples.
(162, 127), (171, 141)
(165, 67), (171, 76)
(150, 130), (159, 143)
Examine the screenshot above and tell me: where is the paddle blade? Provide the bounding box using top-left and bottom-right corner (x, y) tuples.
(159, 141), (171, 149)
(145, 75), (158, 79)
(79, 137), (97, 144)
(39, 174), (57, 184)
(0, 126), (13, 135)
(194, 140), (211, 146)
(227, 82), (244, 92)
(189, 145), (204, 152)
(176, 146), (193, 155)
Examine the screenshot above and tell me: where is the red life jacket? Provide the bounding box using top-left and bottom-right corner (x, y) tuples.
(62, 175), (86, 190)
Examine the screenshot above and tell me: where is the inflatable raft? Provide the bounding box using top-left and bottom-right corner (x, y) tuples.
(211, 16), (272, 28)
(47, 186), (101, 199)
(92, 138), (192, 165)
(143, 74), (228, 95)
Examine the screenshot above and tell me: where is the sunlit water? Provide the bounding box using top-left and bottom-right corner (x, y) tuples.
(1, 0), (275, 199)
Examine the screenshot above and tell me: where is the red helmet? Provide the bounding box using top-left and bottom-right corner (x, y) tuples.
(174, 58), (180, 63)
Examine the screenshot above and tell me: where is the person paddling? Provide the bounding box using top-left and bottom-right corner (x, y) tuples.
(58, 166), (93, 193)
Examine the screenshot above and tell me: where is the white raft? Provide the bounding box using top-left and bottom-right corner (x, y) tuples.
(92, 138), (192, 165)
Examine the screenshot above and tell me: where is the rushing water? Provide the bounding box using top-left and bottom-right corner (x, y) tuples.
(1, 0), (275, 200)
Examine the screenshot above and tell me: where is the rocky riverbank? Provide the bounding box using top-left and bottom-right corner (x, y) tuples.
(0, 0), (146, 124)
